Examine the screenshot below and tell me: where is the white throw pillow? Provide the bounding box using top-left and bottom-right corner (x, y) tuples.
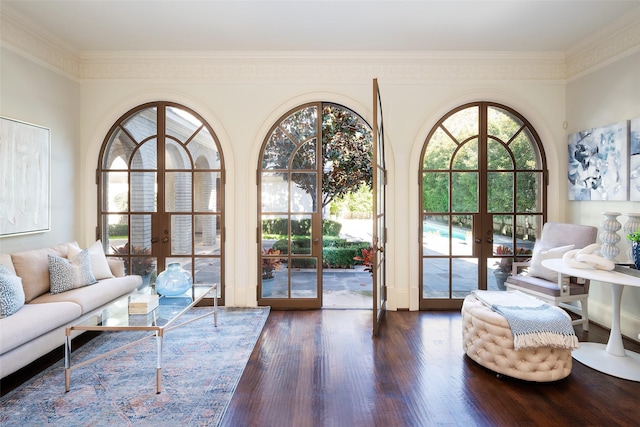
(68, 240), (114, 280)
(528, 244), (575, 282)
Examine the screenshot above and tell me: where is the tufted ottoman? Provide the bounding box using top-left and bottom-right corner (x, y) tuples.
(462, 294), (572, 381)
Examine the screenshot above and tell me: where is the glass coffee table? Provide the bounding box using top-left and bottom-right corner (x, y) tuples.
(64, 283), (217, 394)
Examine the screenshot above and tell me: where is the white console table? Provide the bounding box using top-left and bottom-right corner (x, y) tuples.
(543, 258), (640, 381)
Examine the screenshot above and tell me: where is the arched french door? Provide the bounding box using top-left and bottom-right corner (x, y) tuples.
(419, 102), (547, 310)
(258, 102), (375, 310)
(98, 102), (225, 303)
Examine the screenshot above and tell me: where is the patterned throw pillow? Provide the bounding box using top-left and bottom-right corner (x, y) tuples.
(0, 267), (26, 318)
(48, 249), (97, 294)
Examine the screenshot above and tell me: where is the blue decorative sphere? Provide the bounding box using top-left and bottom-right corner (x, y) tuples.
(155, 262), (192, 296)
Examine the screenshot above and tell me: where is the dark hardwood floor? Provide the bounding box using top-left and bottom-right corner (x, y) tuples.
(223, 309), (640, 427)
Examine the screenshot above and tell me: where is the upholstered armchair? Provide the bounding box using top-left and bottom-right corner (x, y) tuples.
(505, 222), (598, 330)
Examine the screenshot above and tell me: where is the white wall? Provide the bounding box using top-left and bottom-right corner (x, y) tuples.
(77, 63), (568, 310)
(566, 50), (640, 339)
(0, 47), (80, 253)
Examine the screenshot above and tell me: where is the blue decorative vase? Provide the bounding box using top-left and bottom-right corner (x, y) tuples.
(632, 241), (640, 270)
(155, 262), (192, 296)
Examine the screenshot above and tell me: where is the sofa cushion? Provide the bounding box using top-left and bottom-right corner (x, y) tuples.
(0, 270), (25, 318)
(0, 301), (82, 354)
(68, 240), (114, 280)
(11, 243), (70, 303)
(31, 275), (142, 314)
(48, 250), (97, 294)
(0, 254), (16, 275)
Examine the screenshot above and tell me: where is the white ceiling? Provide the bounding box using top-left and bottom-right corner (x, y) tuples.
(3, 1), (640, 54)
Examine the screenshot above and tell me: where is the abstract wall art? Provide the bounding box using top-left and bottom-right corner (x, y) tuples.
(568, 121), (628, 201)
(0, 117), (50, 237)
(630, 118), (640, 201)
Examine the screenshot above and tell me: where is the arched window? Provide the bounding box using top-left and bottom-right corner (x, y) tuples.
(419, 102), (547, 309)
(98, 102), (225, 303)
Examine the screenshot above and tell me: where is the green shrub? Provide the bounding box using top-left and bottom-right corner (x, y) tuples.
(108, 223), (128, 237)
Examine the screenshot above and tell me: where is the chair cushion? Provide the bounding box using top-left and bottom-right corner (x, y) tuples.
(506, 275), (588, 297)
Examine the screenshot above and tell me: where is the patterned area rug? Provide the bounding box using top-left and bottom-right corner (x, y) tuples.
(0, 306), (270, 426)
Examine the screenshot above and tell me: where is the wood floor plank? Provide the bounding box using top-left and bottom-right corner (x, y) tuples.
(223, 309), (640, 427)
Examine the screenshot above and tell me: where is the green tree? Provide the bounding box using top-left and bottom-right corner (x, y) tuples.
(321, 104), (373, 208)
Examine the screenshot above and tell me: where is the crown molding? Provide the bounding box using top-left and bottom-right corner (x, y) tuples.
(0, 7), (79, 79)
(565, 6), (640, 78)
(76, 51), (566, 82)
(1, 5), (638, 82)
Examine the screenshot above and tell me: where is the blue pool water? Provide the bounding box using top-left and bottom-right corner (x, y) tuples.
(423, 221), (468, 241)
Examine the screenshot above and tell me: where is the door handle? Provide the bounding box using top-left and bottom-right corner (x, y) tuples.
(486, 238), (493, 244)
(313, 238), (320, 245)
(151, 238), (159, 244)
(162, 237), (169, 243)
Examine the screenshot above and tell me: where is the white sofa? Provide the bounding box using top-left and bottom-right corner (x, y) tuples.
(0, 241), (142, 379)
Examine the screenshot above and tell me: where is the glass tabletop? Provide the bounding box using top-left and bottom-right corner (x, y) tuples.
(75, 284), (217, 330)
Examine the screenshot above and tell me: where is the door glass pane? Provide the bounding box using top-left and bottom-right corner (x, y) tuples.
(487, 139), (514, 170)
(452, 215), (473, 256)
(291, 215), (312, 255)
(442, 107), (478, 143)
(290, 172), (316, 213)
(166, 106), (202, 142)
(291, 139), (316, 169)
(262, 129), (295, 169)
(103, 130), (135, 169)
(422, 258), (449, 298)
(291, 258), (317, 298)
(103, 172), (128, 212)
(166, 172), (192, 212)
(423, 215), (450, 256)
(195, 257), (220, 292)
(512, 129), (538, 170)
(492, 215), (514, 249)
(452, 172), (477, 212)
(130, 172), (157, 212)
(515, 215), (539, 254)
(262, 173), (289, 212)
(132, 139), (157, 169)
(487, 106), (522, 142)
(122, 107), (157, 142)
(452, 139), (478, 169)
(422, 172), (449, 212)
(128, 214), (155, 277)
(190, 128), (221, 169)
(166, 139), (191, 170)
(195, 214), (221, 254)
(194, 172), (220, 213)
(452, 258), (477, 298)
(262, 255), (286, 298)
(105, 214), (127, 255)
(281, 106), (317, 143)
(516, 171), (541, 212)
(487, 172), (513, 212)
(423, 128), (456, 169)
(171, 215), (192, 255)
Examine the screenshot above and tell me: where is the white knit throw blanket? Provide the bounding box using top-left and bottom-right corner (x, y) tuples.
(472, 291), (579, 351)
